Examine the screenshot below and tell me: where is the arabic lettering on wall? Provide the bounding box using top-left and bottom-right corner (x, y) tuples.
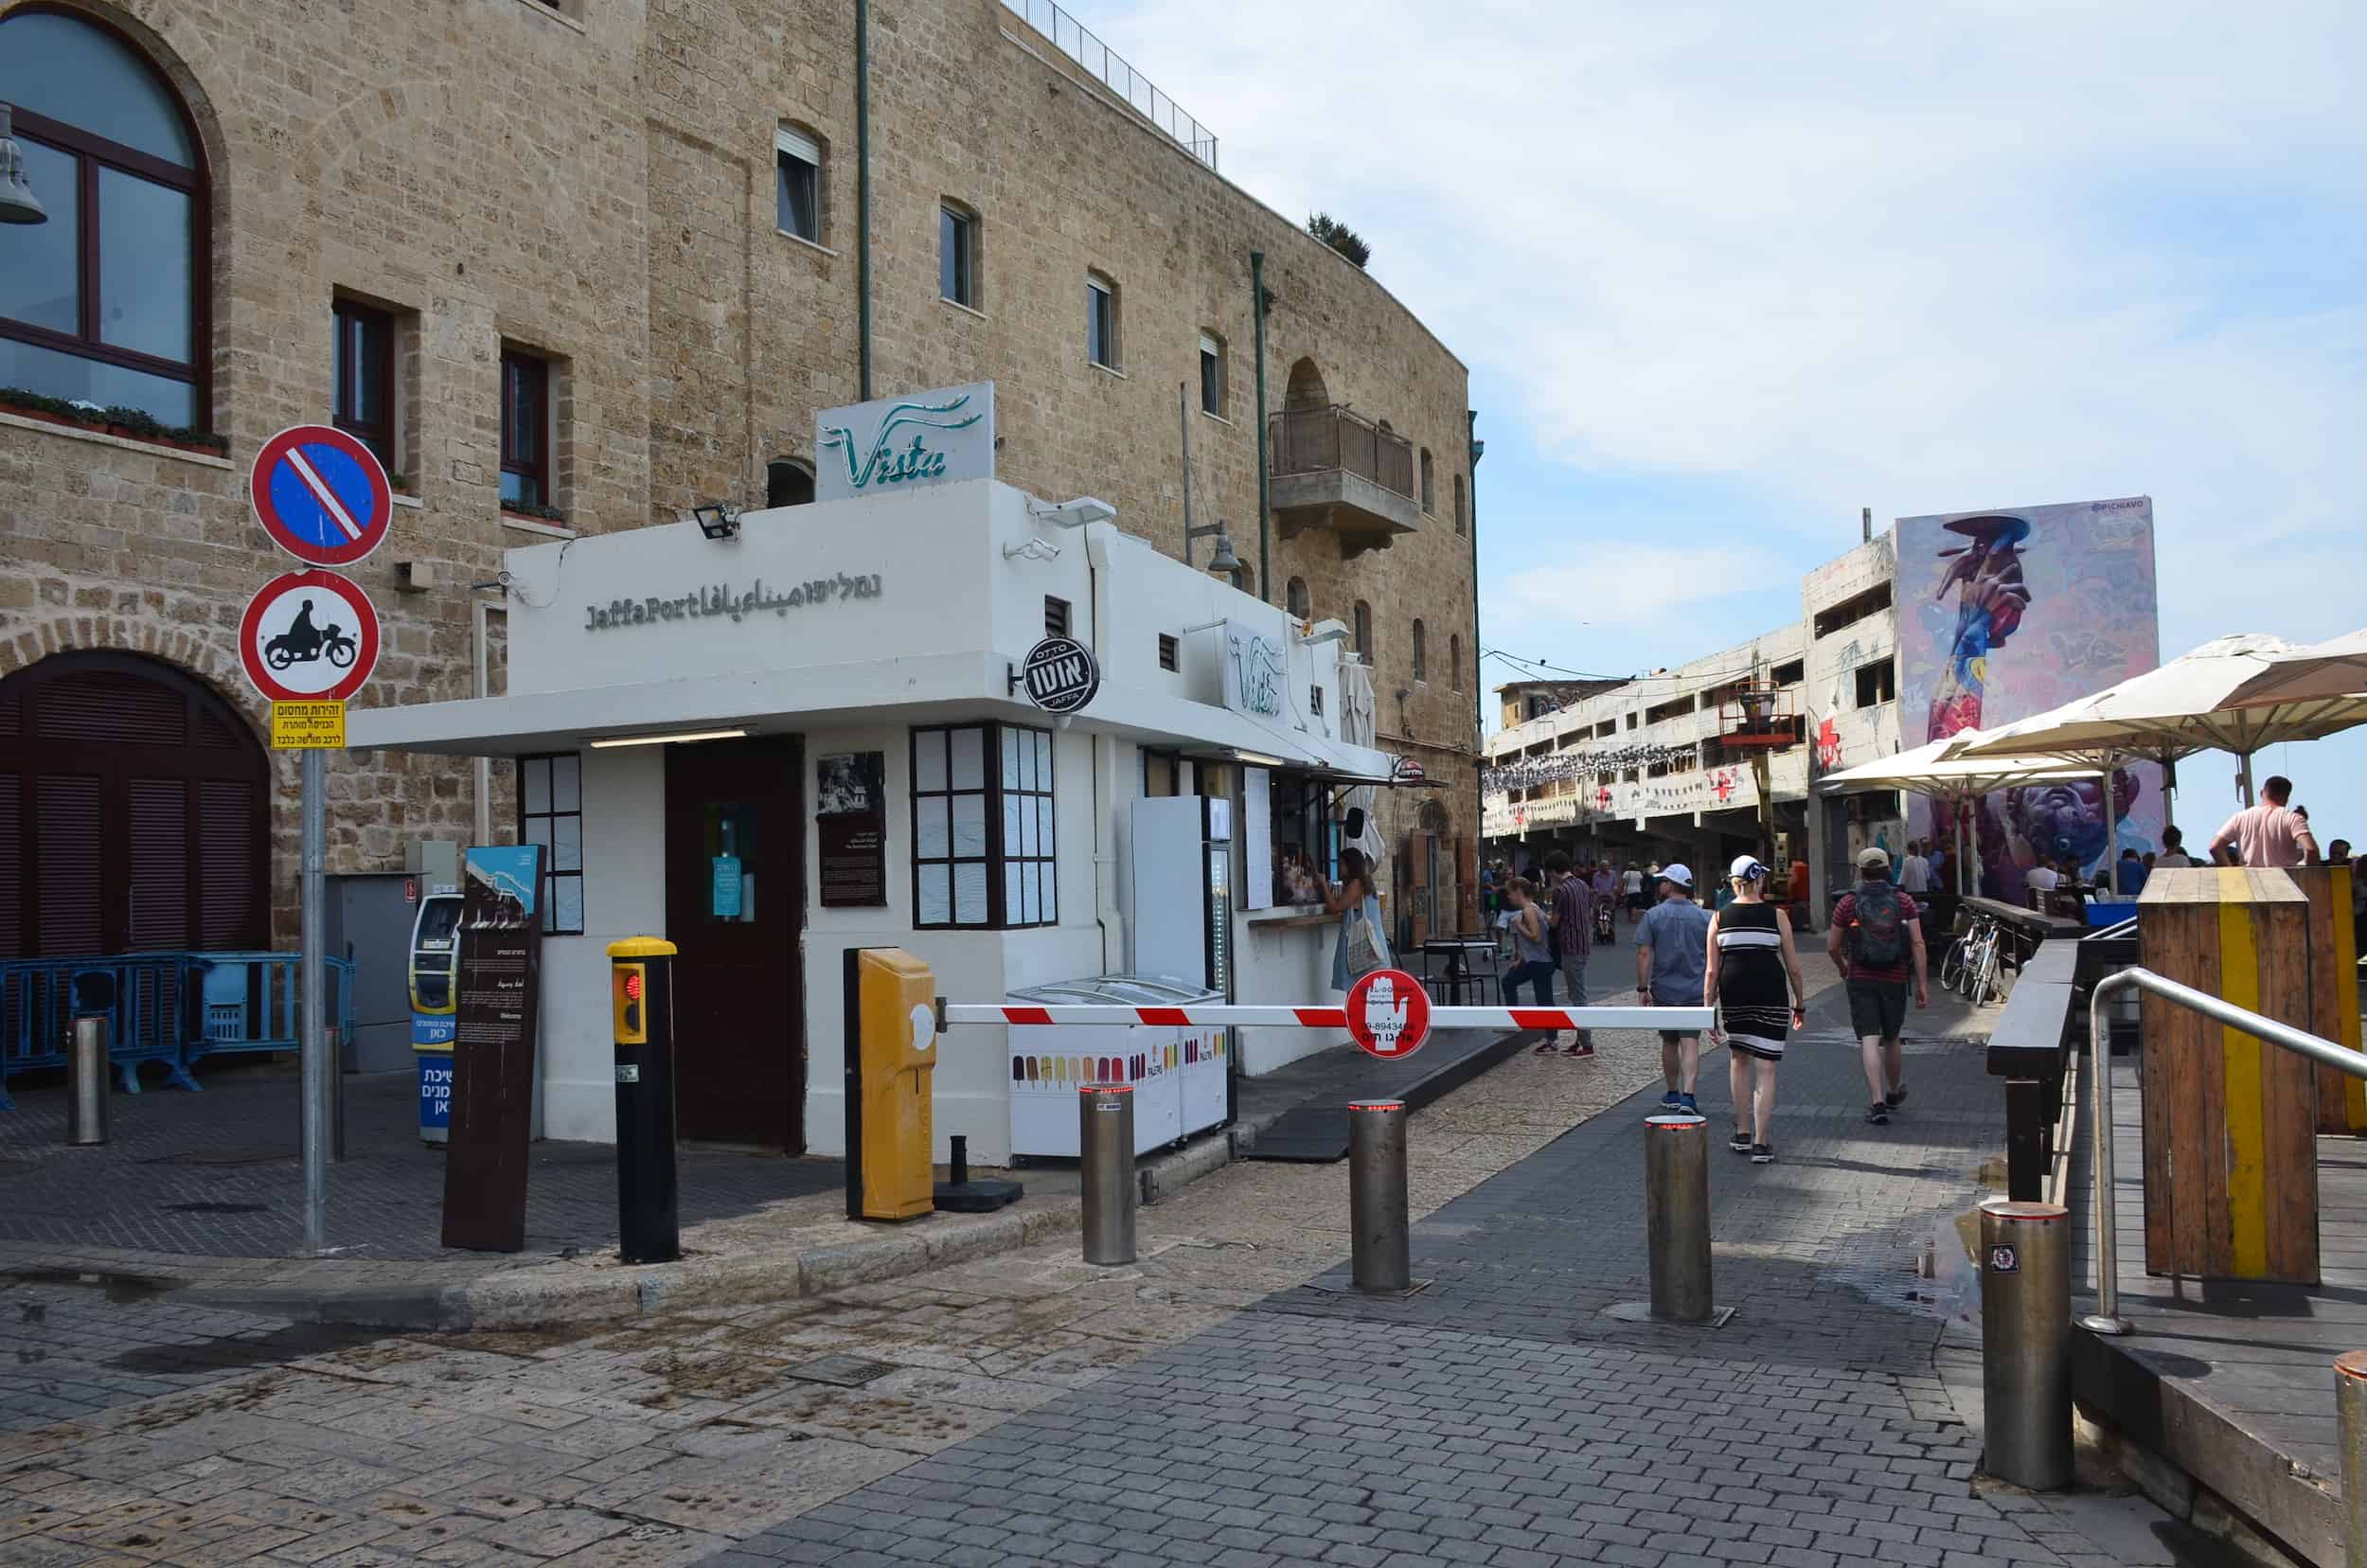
(584, 575), (884, 631)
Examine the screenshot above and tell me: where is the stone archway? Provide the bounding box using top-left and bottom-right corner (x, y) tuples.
(1, 645), (271, 956)
(1285, 358), (1329, 411)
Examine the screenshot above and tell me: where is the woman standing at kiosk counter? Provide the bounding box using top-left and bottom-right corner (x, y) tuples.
(1321, 848), (1386, 991)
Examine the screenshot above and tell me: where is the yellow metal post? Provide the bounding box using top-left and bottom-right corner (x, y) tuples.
(845, 947), (936, 1221)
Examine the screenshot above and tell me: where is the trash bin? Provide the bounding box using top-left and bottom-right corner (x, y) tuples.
(1006, 975), (1225, 1158)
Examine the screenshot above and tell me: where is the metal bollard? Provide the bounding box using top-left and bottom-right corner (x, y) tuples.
(1348, 1101), (1411, 1292)
(1079, 1084), (1136, 1265)
(67, 1016), (108, 1147)
(1980, 1198), (2073, 1489)
(2339, 1352), (2367, 1568)
(1645, 1114), (1712, 1322)
(610, 939), (682, 1265)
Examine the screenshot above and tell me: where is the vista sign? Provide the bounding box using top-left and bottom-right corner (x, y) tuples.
(814, 381), (994, 502)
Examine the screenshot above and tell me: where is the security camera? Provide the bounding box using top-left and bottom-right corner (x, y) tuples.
(1031, 496), (1116, 529)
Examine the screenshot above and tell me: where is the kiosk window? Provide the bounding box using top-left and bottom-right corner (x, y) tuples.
(517, 753), (584, 934)
(1270, 772), (1341, 906)
(911, 722), (1057, 930)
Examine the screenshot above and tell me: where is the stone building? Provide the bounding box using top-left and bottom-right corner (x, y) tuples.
(0, 0), (1477, 962)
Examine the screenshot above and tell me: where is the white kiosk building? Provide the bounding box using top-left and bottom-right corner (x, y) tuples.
(347, 388), (1394, 1163)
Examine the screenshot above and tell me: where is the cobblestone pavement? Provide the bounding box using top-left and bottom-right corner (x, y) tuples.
(0, 1063), (843, 1262)
(0, 953), (2149, 1567)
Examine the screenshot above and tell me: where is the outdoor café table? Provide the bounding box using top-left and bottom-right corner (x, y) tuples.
(1420, 936), (1501, 1006)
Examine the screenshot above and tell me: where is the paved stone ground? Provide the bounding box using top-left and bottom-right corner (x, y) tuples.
(0, 1064), (844, 1262)
(0, 946), (2166, 1567)
(709, 978), (2144, 1568)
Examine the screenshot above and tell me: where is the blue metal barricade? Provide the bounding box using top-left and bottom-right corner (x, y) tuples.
(0, 951), (356, 1110)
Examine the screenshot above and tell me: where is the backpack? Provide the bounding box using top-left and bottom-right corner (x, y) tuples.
(1851, 884), (1908, 969)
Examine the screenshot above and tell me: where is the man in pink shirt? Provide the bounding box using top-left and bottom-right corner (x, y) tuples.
(2209, 775), (2321, 867)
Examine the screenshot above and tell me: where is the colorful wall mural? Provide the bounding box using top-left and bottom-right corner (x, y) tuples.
(1895, 496), (2162, 901)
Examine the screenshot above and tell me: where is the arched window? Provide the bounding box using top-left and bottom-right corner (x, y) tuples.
(766, 456), (814, 508)
(1450, 633), (1463, 691)
(1453, 474), (1467, 535)
(1353, 600), (1372, 663)
(0, 9), (209, 430)
(1412, 619), (1427, 682)
(1285, 577), (1309, 619)
(1419, 449), (1434, 513)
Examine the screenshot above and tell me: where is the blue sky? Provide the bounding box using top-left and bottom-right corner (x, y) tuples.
(1094, 0), (2367, 843)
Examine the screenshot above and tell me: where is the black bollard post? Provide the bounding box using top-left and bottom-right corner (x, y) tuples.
(609, 938), (681, 1265)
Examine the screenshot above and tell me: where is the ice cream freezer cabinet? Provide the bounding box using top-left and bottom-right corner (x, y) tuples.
(1006, 975), (1228, 1159)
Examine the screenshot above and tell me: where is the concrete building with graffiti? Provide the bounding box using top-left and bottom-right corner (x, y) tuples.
(1484, 497), (2161, 918)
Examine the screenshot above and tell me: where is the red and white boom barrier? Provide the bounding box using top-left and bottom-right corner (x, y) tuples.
(939, 1003), (1714, 1032)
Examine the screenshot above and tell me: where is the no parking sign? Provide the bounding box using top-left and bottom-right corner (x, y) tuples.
(250, 424), (393, 567)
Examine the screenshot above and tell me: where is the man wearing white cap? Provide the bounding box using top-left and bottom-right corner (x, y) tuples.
(1634, 864), (1712, 1114)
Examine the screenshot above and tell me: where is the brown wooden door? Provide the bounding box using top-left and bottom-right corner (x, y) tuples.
(665, 736), (805, 1150)
(1406, 831), (1434, 948)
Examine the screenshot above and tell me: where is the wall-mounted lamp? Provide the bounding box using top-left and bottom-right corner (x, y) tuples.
(692, 502), (739, 541)
(1298, 626), (1350, 647)
(1028, 496), (1115, 529)
(1186, 519), (1241, 579)
(0, 107), (48, 226)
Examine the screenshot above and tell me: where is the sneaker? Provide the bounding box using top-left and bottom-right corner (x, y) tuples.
(1564, 1042), (1595, 1059)
(1885, 1085), (1909, 1109)
(1751, 1142), (1775, 1164)
(1659, 1090), (1684, 1111)
(1677, 1093), (1700, 1115)
(1865, 1101), (1891, 1125)
(1729, 1130), (1753, 1153)
(1533, 1038), (1559, 1055)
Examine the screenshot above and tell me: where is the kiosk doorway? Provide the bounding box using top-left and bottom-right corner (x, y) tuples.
(665, 735), (807, 1150)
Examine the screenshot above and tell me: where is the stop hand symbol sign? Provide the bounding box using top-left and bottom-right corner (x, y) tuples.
(1344, 968), (1432, 1060)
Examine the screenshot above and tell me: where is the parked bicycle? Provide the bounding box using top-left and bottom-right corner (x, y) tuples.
(1942, 909), (2023, 1007)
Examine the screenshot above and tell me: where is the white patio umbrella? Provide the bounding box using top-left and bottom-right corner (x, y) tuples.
(1817, 735), (2098, 893)
(1957, 633), (2367, 813)
(2222, 626), (2367, 709)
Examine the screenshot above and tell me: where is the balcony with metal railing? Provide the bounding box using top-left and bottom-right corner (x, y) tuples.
(998, 0), (1219, 169)
(1267, 403), (1421, 559)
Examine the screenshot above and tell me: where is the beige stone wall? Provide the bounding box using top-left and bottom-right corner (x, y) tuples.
(0, 0), (1476, 945)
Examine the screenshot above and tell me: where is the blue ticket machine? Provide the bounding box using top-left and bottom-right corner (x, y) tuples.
(408, 887), (462, 1144)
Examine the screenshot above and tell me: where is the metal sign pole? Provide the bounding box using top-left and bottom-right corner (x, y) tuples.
(300, 747), (328, 1256)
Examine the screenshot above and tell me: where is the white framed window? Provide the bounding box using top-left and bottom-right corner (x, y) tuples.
(911, 722), (1057, 930)
(1199, 331), (1225, 415)
(1087, 274), (1118, 369)
(774, 124), (822, 242)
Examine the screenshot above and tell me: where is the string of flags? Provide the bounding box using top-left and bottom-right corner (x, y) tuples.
(1481, 742), (1699, 793)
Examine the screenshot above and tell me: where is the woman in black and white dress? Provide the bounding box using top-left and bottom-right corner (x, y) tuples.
(1703, 855), (1807, 1165)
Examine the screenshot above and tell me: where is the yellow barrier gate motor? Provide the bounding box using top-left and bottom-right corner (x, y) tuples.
(845, 947), (936, 1221)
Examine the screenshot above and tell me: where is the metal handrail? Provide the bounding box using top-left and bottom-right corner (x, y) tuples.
(2083, 965), (2366, 1334)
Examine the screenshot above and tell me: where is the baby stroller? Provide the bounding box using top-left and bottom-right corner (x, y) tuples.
(1593, 890), (1616, 944)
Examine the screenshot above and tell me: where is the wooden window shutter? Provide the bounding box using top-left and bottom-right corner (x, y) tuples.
(34, 775), (104, 956)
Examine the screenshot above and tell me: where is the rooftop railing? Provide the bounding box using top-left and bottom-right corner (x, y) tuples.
(998, 0), (1219, 169)
(1267, 404), (1417, 500)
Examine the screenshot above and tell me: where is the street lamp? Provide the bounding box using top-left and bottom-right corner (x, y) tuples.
(0, 106), (48, 225)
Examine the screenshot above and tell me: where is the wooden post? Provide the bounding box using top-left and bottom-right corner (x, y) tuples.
(2288, 865), (2365, 1134)
(2137, 866), (2319, 1284)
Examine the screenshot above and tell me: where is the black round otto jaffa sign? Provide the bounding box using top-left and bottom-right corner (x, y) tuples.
(1021, 634), (1100, 714)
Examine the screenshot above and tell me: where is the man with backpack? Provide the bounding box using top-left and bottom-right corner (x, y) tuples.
(1826, 846), (1929, 1125)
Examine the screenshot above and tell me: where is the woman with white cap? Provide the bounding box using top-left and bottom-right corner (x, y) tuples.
(1702, 854), (1808, 1165)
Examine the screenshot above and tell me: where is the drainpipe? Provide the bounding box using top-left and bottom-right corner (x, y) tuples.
(1467, 409), (1485, 854)
(856, 0), (873, 401)
(1250, 249), (1271, 603)
(1086, 524), (1124, 972)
